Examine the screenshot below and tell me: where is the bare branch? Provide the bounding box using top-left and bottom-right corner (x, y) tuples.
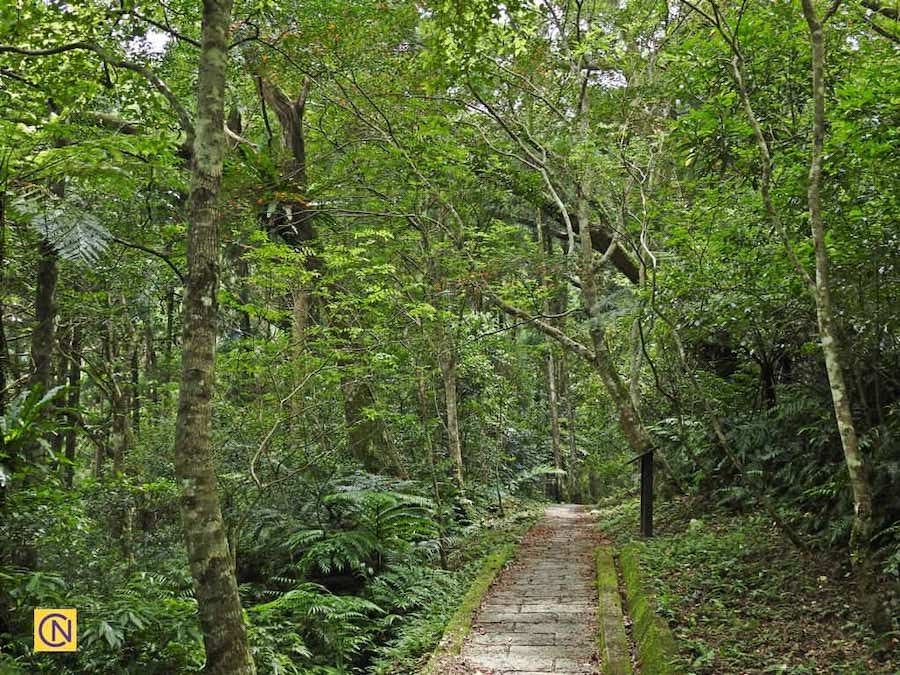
(225, 125), (258, 151)
(111, 236), (185, 283)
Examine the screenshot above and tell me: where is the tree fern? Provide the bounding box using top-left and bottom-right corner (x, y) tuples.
(289, 491), (441, 579)
(297, 529), (381, 577)
(11, 190), (110, 264)
(250, 583), (382, 671)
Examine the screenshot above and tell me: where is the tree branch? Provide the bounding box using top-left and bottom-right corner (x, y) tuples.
(823, 0), (844, 23)
(486, 295), (596, 364)
(111, 236), (185, 283)
(862, 0), (899, 20)
(225, 125), (258, 150)
(862, 13), (900, 41)
(0, 41), (195, 149)
(127, 10), (201, 48)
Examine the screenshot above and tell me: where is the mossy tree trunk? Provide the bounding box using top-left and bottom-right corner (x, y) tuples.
(63, 323), (81, 488)
(800, 0), (882, 631)
(0, 195), (7, 417)
(341, 373), (382, 473)
(560, 356), (579, 501)
(173, 0), (256, 671)
(27, 238), (58, 467)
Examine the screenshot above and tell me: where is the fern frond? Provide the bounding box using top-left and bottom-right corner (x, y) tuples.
(13, 191), (110, 263)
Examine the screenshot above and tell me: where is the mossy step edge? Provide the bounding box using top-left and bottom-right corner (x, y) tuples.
(619, 541), (679, 675)
(596, 544), (633, 675)
(420, 542), (518, 674)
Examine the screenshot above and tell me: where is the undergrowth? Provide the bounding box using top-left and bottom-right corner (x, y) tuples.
(597, 497), (900, 674)
(0, 469), (541, 674)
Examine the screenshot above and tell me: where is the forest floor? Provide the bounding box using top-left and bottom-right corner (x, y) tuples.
(597, 496), (900, 674)
(438, 504), (602, 674)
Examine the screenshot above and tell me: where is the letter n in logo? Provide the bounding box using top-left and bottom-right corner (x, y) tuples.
(34, 608), (77, 652)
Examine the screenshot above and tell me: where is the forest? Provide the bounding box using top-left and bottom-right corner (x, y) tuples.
(0, 0), (898, 673)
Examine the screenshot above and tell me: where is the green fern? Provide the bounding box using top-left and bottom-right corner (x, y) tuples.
(289, 491), (441, 579)
(297, 530), (381, 577)
(1, 385), (66, 483)
(251, 583), (382, 671)
(11, 190), (110, 264)
(506, 464), (565, 492)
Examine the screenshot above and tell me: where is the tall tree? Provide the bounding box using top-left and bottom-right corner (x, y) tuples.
(799, 0), (873, 556)
(679, 0), (878, 575)
(173, 0), (256, 672)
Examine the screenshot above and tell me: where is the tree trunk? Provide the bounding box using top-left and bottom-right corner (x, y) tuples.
(800, 0), (867, 504)
(417, 368), (448, 566)
(0, 290), (7, 416)
(49, 329), (68, 460)
(801, 0), (884, 631)
(30, 241), (59, 386)
(131, 342), (140, 434)
(559, 356), (579, 501)
(540, 215), (566, 501)
(341, 374), (382, 473)
(546, 351), (564, 501)
(145, 317), (159, 404)
(165, 285), (176, 366)
(63, 324), (82, 488)
(575, 177), (653, 460)
(629, 316), (643, 413)
(709, 1), (871, 535)
(438, 350), (465, 491)
(570, 72), (653, 463)
(108, 312), (134, 476)
(110, 386), (131, 475)
(31, 239), (59, 386)
(93, 400), (106, 479)
(290, 286), (309, 426)
(0, 192), (7, 416)
(173, 0), (256, 672)
(235, 252), (253, 338)
(260, 78), (319, 431)
(26, 238), (59, 469)
(800, 0), (874, 557)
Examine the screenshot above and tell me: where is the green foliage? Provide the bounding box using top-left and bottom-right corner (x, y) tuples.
(278, 490), (440, 580)
(1, 0), (898, 671)
(603, 499), (898, 673)
(367, 563), (459, 664)
(251, 583), (380, 672)
(11, 190), (111, 264)
(0, 566), (203, 674)
(0, 385), (65, 482)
